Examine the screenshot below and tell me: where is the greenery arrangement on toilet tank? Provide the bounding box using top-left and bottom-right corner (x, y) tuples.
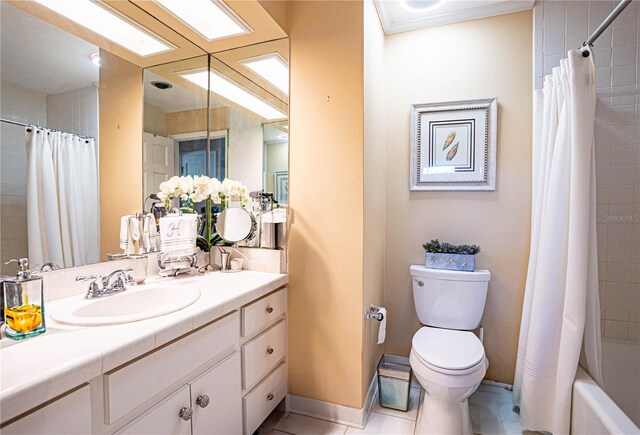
(423, 239), (481, 255)
(422, 240), (480, 272)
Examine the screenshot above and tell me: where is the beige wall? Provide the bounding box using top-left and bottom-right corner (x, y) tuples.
(257, 0), (289, 34)
(362, 0), (386, 399)
(288, 0), (366, 409)
(143, 103), (167, 137)
(165, 107), (230, 136)
(382, 11), (533, 384)
(99, 49), (143, 260)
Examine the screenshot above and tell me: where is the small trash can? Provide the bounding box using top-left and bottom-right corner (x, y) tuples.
(377, 354), (412, 411)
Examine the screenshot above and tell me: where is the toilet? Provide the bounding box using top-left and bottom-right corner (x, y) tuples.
(409, 265), (491, 435)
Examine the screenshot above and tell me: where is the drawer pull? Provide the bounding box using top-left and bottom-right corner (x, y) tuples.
(179, 407), (193, 421)
(196, 395), (210, 408)
(267, 393), (274, 401)
(266, 306), (274, 314)
(267, 347), (274, 355)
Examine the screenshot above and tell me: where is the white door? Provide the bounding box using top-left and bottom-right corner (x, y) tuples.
(190, 352), (242, 435)
(143, 132), (175, 203)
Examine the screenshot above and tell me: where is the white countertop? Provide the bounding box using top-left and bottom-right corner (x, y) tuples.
(0, 270), (288, 424)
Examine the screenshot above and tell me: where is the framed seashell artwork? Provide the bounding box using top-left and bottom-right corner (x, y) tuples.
(410, 98), (497, 191)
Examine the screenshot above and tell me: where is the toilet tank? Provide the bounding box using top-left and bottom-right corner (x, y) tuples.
(410, 265), (490, 330)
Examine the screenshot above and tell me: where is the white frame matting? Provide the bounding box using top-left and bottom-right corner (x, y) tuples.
(410, 97), (497, 191)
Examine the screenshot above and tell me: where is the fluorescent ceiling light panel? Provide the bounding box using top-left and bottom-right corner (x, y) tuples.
(156, 0), (250, 41)
(34, 0), (173, 57)
(241, 54), (289, 95)
(180, 70), (286, 120)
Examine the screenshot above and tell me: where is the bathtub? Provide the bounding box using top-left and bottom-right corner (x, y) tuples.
(572, 367), (638, 434)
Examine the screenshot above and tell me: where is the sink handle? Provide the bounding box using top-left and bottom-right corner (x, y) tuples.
(76, 275), (97, 282)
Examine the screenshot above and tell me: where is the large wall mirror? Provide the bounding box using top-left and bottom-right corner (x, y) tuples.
(0, 2), (102, 274)
(143, 38), (289, 207)
(0, 0), (287, 275)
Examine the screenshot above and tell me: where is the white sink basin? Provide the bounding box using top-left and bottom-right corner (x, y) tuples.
(51, 284), (201, 326)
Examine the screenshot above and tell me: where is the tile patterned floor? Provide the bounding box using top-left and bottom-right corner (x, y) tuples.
(258, 383), (531, 435)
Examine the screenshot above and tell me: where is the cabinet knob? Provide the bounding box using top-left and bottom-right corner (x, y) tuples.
(267, 393), (274, 401)
(266, 347), (274, 355)
(196, 395), (210, 408)
(179, 407), (193, 421)
(266, 306), (274, 314)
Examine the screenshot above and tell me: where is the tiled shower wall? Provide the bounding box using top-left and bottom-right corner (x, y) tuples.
(534, 0), (640, 342)
(47, 85), (99, 141)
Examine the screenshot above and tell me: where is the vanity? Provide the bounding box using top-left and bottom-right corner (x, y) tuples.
(0, 270), (288, 435)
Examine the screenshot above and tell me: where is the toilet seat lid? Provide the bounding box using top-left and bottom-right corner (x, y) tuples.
(412, 327), (485, 371)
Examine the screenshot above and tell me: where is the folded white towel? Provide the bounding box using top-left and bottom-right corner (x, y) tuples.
(119, 215), (137, 254)
(159, 214), (197, 254)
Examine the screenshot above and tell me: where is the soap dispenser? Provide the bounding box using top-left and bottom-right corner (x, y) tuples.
(3, 258), (46, 340)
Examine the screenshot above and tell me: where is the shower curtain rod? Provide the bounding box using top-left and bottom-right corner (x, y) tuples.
(0, 117), (94, 140)
(581, 0), (632, 57)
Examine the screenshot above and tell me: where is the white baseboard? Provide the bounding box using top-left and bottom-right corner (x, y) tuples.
(287, 373), (378, 429)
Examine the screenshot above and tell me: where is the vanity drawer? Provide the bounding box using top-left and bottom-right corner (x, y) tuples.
(242, 287), (287, 337)
(105, 311), (239, 424)
(243, 362), (287, 435)
(242, 320), (286, 389)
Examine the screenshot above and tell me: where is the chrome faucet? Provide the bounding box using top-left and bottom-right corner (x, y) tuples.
(76, 268), (134, 299)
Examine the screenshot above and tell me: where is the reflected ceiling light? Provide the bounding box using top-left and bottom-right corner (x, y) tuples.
(90, 52), (101, 67)
(180, 69), (287, 121)
(34, 0), (173, 57)
(399, 0), (447, 12)
(155, 0), (250, 41)
(240, 53), (289, 95)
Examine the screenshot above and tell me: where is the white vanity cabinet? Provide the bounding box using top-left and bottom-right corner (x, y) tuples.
(241, 288), (288, 435)
(0, 285), (288, 435)
(189, 352), (243, 434)
(2, 386), (92, 435)
(119, 353), (242, 435)
(119, 386), (192, 435)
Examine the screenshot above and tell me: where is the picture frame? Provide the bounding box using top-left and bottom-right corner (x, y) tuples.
(410, 98), (497, 191)
(274, 171), (288, 204)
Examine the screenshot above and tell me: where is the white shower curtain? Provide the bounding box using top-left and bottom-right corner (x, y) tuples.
(26, 128), (99, 269)
(513, 49), (602, 434)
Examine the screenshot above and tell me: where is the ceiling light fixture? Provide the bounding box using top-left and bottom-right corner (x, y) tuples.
(179, 69), (286, 121)
(155, 0), (250, 41)
(240, 53), (289, 95)
(399, 0), (447, 12)
(34, 0), (173, 57)
(90, 52), (101, 67)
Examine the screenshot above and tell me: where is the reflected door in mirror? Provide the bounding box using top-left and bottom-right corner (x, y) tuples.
(143, 133), (175, 205)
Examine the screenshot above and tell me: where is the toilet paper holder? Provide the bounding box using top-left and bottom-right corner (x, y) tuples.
(365, 304), (384, 321)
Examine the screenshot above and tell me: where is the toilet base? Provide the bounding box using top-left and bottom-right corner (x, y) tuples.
(416, 392), (473, 435)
